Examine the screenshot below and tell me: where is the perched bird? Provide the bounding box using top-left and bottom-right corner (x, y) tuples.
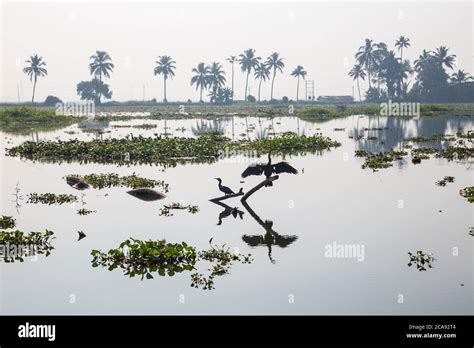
(241, 152), (298, 186)
(77, 231), (86, 241)
(214, 178), (235, 196)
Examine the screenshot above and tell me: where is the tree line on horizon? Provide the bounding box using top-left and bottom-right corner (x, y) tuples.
(348, 36), (473, 103)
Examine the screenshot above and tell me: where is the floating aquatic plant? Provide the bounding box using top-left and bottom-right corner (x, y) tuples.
(77, 208), (96, 215)
(435, 176), (455, 187)
(159, 202), (199, 217)
(0, 216), (16, 229)
(355, 149), (407, 170)
(459, 187), (474, 203)
(405, 134), (456, 142)
(27, 193), (78, 205)
(0, 230), (55, 262)
(69, 173), (170, 192)
(91, 238), (252, 290)
(407, 251), (436, 271)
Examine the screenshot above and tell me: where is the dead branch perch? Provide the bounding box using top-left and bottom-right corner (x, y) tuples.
(241, 175), (279, 203)
(209, 188), (244, 203)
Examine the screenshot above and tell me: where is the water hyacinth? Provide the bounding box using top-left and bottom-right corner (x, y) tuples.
(0, 230), (55, 262)
(159, 202), (199, 217)
(459, 187), (474, 203)
(0, 216), (16, 229)
(69, 173), (170, 192)
(27, 193), (78, 205)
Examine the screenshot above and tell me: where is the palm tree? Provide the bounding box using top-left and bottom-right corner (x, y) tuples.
(450, 69), (472, 84)
(254, 63), (271, 102)
(434, 46), (456, 70)
(238, 49), (261, 101)
(226, 55), (237, 99)
(191, 63), (210, 102)
(89, 51), (114, 103)
(23, 54), (47, 103)
(290, 65), (307, 101)
(414, 50), (432, 71)
(355, 39), (376, 89)
(395, 36), (410, 60)
(266, 52), (285, 100)
(348, 64), (366, 102)
(154, 55), (176, 102)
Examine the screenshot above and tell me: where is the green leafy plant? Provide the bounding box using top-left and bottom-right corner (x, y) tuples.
(27, 193), (77, 205)
(69, 173), (170, 192)
(159, 202), (199, 217)
(0, 230), (55, 262)
(459, 186), (474, 203)
(0, 216), (16, 229)
(407, 251), (436, 271)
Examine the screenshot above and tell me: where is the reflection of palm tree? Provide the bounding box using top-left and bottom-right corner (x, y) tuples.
(23, 54), (48, 103)
(241, 200), (297, 263)
(191, 119), (226, 136)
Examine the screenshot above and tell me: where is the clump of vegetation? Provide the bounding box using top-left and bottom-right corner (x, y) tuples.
(405, 134), (456, 142)
(459, 187), (474, 203)
(435, 176), (455, 186)
(8, 133), (340, 164)
(407, 251), (436, 271)
(27, 193), (77, 205)
(438, 146), (474, 161)
(355, 149), (406, 170)
(112, 123), (157, 129)
(70, 173), (170, 192)
(0, 216), (16, 229)
(0, 107), (82, 134)
(159, 203), (199, 217)
(91, 238), (252, 290)
(77, 208), (96, 215)
(0, 230), (55, 262)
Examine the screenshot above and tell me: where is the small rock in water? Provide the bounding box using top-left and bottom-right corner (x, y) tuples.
(127, 188), (166, 201)
(78, 231), (86, 241)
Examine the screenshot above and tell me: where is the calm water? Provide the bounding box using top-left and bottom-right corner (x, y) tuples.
(0, 114), (473, 315)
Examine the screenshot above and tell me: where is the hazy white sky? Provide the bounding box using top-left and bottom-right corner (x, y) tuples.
(1, 0), (472, 102)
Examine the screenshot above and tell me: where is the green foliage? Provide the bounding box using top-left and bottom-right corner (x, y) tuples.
(0, 230), (55, 262)
(159, 202), (199, 217)
(77, 78), (112, 104)
(405, 134), (456, 142)
(459, 187), (474, 203)
(70, 173), (169, 192)
(356, 149), (407, 170)
(27, 193), (77, 205)
(44, 95), (62, 106)
(407, 251), (436, 271)
(435, 176), (455, 187)
(247, 95), (256, 103)
(0, 216), (16, 229)
(77, 208), (96, 215)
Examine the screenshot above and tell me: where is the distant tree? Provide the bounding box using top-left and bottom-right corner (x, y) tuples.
(433, 46), (456, 70)
(226, 55), (237, 99)
(355, 39), (376, 89)
(191, 63), (210, 102)
(238, 49), (261, 101)
(291, 65), (307, 101)
(247, 94), (256, 103)
(450, 69), (472, 84)
(154, 55), (176, 102)
(77, 78), (112, 104)
(89, 51), (114, 103)
(266, 52), (285, 100)
(254, 63), (271, 102)
(23, 54), (47, 103)
(209, 87), (233, 104)
(395, 36), (410, 60)
(348, 64), (366, 102)
(44, 95), (62, 107)
(414, 50), (432, 71)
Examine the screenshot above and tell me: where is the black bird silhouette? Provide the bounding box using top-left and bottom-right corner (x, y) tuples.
(214, 178), (235, 196)
(77, 231), (86, 241)
(241, 152), (298, 186)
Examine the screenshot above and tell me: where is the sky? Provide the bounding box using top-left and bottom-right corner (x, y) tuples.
(1, 0), (472, 102)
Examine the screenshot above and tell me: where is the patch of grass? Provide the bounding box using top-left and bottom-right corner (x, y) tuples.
(0, 216), (16, 229)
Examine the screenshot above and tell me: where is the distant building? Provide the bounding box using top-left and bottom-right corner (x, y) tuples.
(317, 95), (354, 103)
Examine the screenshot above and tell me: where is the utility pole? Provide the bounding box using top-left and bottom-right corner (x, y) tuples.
(143, 84), (145, 102)
(17, 85), (20, 103)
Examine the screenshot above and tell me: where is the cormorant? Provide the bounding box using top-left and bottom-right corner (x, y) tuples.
(78, 231), (86, 241)
(214, 178), (235, 196)
(241, 152), (298, 186)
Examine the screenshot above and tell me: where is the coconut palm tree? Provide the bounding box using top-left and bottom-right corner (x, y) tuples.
(254, 63), (271, 102)
(23, 54), (47, 103)
(434, 46), (456, 70)
(154, 55), (176, 102)
(355, 39), (376, 89)
(208, 62), (226, 102)
(395, 36), (410, 60)
(290, 65), (307, 101)
(226, 55), (237, 99)
(450, 69), (472, 84)
(89, 51), (114, 103)
(191, 63), (210, 102)
(266, 52), (285, 100)
(414, 50), (432, 71)
(348, 64), (366, 102)
(238, 49), (261, 101)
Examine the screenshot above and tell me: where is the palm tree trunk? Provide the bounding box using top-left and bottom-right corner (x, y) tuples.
(270, 71), (276, 100)
(296, 76), (300, 101)
(163, 76), (167, 102)
(367, 62), (371, 89)
(245, 72), (249, 101)
(31, 75), (37, 103)
(98, 73), (102, 104)
(258, 79), (262, 102)
(200, 86), (203, 102)
(231, 64), (234, 99)
(357, 78), (361, 102)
